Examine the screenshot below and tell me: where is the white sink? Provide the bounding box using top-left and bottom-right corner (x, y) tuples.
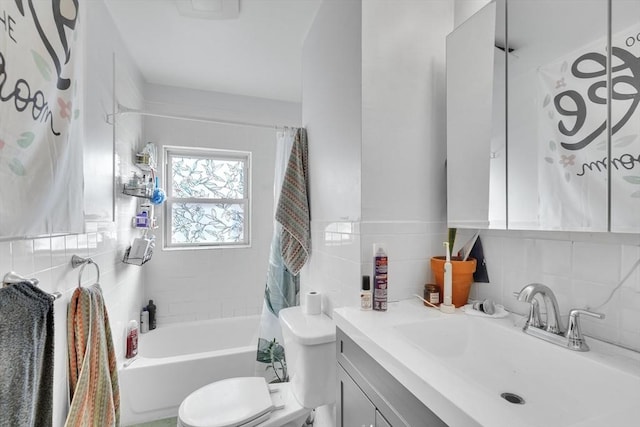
(394, 315), (640, 426)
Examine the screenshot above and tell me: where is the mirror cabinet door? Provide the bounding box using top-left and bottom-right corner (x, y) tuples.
(610, 0), (640, 233)
(507, 0), (609, 231)
(447, 0), (506, 229)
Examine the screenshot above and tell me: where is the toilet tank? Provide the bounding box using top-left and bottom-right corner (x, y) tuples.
(279, 307), (336, 409)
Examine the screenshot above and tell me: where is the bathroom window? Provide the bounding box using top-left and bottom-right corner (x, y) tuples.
(164, 147), (250, 249)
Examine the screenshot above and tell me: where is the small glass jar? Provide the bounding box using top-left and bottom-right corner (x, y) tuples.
(424, 283), (440, 306)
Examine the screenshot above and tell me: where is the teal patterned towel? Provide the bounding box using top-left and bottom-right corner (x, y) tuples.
(275, 128), (310, 275)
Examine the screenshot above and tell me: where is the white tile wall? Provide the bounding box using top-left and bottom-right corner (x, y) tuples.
(141, 87), (299, 325)
(360, 221), (448, 303)
(301, 221), (361, 314)
(301, 220), (450, 315)
(0, 221), (142, 425)
(470, 230), (640, 352)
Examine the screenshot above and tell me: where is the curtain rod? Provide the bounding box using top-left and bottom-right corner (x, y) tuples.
(106, 103), (296, 131)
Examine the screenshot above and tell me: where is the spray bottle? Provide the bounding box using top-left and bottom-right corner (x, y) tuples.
(373, 244), (388, 311)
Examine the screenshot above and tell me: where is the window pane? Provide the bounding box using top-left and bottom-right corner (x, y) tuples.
(171, 202), (245, 244)
(171, 156), (245, 199)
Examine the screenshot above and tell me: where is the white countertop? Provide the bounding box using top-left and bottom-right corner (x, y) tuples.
(333, 299), (640, 427)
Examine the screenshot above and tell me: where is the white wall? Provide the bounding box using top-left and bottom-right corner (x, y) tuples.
(0, 1), (145, 425)
(300, 0), (363, 313)
(144, 83), (301, 128)
(142, 86), (301, 323)
(301, 0), (455, 313)
(360, 0), (453, 302)
(453, 0), (491, 27)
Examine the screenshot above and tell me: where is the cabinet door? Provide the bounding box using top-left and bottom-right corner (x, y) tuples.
(376, 410), (392, 427)
(337, 366), (376, 427)
(447, 0), (507, 229)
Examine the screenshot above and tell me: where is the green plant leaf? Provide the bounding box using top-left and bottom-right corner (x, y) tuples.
(270, 342), (286, 363)
(623, 176), (640, 185)
(17, 132), (35, 148)
(9, 158), (26, 176)
(631, 191), (640, 198)
(544, 157), (554, 164)
(448, 228), (456, 256)
(31, 50), (52, 81)
(256, 338), (274, 363)
(549, 140), (556, 151)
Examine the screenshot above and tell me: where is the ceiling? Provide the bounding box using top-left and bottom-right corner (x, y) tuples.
(104, 0), (322, 103)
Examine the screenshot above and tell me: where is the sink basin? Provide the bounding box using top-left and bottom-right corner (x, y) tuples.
(394, 315), (640, 426)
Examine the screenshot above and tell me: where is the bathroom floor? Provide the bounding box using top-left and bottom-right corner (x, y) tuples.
(127, 417), (177, 427)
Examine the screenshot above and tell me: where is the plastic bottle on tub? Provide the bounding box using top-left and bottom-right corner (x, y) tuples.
(126, 320), (139, 359)
(372, 244), (388, 311)
(147, 300), (157, 330)
(140, 308), (149, 334)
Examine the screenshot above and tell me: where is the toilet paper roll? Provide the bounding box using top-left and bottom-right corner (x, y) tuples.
(303, 291), (322, 315)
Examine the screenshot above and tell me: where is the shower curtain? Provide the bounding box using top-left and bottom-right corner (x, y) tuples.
(255, 127), (308, 383)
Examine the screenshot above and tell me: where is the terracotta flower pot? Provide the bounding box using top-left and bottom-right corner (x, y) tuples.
(430, 256), (477, 307)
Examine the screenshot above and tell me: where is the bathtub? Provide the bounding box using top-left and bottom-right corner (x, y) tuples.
(119, 315), (260, 426)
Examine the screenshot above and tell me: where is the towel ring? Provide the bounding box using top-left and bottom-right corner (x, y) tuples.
(71, 255), (101, 288)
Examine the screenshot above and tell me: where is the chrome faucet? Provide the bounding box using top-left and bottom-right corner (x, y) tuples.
(516, 283), (563, 334)
(515, 283), (605, 352)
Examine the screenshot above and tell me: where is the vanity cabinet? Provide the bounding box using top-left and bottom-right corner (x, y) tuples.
(337, 366), (377, 427)
(336, 328), (447, 427)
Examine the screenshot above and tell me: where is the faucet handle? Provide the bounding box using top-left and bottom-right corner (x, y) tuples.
(569, 308), (605, 321)
(566, 308), (605, 352)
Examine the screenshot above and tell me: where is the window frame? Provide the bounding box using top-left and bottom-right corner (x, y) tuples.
(163, 146), (251, 250)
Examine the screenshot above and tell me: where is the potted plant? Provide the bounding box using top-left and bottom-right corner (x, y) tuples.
(256, 338), (288, 383)
(430, 228), (477, 307)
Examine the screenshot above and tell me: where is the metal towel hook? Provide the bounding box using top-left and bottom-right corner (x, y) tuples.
(71, 255), (101, 288)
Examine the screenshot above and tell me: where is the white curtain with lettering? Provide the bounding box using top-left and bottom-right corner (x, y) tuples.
(538, 24), (640, 230)
(0, 0), (84, 236)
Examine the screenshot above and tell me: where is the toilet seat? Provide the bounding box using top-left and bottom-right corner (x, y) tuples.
(178, 377), (308, 427)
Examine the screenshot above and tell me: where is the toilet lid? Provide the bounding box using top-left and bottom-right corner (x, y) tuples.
(179, 377), (275, 427)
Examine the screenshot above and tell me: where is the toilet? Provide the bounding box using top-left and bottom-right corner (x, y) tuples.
(177, 306), (336, 427)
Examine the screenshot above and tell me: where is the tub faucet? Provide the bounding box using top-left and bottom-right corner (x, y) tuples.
(517, 283), (563, 334)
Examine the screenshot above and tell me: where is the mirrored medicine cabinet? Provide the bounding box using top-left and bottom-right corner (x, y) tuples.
(447, 0), (640, 233)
